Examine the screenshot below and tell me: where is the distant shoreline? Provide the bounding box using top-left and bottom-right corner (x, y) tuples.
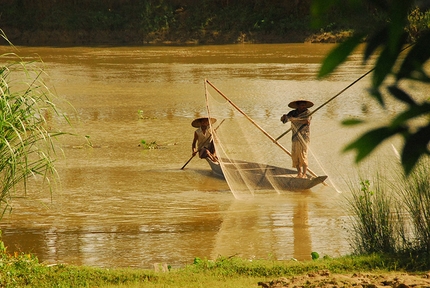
(1, 27), (353, 47)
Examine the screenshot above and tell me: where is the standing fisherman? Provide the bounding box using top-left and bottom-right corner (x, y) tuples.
(280, 100), (313, 178)
(191, 117), (218, 162)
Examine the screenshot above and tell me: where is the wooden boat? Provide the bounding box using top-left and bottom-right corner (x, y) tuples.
(206, 158), (327, 191)
(203, 79), (328, 193)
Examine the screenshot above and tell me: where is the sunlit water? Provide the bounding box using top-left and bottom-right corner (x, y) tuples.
(0, 44), (422, 268)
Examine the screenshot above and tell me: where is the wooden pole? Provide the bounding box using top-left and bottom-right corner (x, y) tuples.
(276, 67), (375, 141)
(180, 118), (225, 170)
(180, 154), (196, 170)
(275, 44), (412, 141)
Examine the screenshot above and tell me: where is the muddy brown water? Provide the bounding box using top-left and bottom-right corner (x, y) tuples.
(0, 44), (417, 269)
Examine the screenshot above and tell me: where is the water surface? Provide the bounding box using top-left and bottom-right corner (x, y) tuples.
(0, 44), (413, 268)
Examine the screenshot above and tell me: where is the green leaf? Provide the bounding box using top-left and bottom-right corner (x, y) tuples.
(341, 118), (365, 126)
(343, 127), (405, 162)
(372, 42), (400, 89)
(372, 34), (406, 88)
(387, 85), (416, 105)
(401, 125), (430, 175)
(388, 6), (409, 47)
(364, 26), (388, 62)
(318, 34), (363, 78)
(392, 103), (430, 127)
(397, 30), (430, 81)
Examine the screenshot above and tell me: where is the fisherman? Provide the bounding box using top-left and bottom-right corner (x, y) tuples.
(280, 100), (313, 178)
(191, 117), (218, 162)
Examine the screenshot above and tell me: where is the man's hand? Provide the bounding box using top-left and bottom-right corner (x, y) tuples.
(280, 114), (289, 123)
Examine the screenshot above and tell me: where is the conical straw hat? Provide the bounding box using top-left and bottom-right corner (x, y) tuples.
(288, 100), (314, 109)
(191, 117), (217, 128)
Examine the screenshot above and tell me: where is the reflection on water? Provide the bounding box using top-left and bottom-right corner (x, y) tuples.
(210, 190), (348, 262)
(293, 196), (311, 260)
(0, 44), (418, 268)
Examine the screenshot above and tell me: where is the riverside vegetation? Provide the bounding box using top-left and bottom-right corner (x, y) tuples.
(0, 0), (358, 45)
(1, 0), (428, 46)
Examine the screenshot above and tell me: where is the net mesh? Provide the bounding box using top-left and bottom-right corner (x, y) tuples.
(204, 80), (326, 199)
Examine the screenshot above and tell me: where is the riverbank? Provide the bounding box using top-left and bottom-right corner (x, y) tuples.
(1, 0), (364, 47)
(260, 271), (430, 288)
(1, 26), (353, 46)
(4, 0), (427, 47)
(1, 252), (430, 288)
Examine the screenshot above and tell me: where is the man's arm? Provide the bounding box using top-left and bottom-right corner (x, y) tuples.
(192, 131), (198, 155)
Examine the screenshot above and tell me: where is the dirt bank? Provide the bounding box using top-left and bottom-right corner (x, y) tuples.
(259, 271), (430, 288)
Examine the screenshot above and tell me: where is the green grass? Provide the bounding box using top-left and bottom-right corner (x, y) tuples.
(345, 158), (430, 268)
(346, 177), (398, 254)
(394, 159), (430, 256)
(1, 247), (428, 288)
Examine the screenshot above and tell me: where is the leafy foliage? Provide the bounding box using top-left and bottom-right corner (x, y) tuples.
(4, 0), (370, 45)
(140, 139), (159, 149)
(313, 0), (430, 175)
(0, 35), (69, 217)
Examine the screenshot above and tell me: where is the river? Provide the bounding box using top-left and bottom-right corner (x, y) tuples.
(0, 44), (415, 269)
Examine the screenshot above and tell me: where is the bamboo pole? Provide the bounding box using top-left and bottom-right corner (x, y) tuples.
(276, 68), (374, 141)
(181, 118), (225, 170)
(205, 79), (323, 180)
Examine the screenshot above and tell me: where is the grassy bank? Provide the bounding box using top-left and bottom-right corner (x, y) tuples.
(1, 247), (430, 288)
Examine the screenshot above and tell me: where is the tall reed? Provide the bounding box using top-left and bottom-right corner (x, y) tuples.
(393, 159), (430, 255)
(346, 158), (430, 261)
(0, 44), (69, 218)
(346, 176), (398, 254)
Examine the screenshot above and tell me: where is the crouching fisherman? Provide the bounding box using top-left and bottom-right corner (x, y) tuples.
(191, 117), (218, 162)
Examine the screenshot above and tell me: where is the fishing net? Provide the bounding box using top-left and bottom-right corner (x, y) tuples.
(204, 80), (327, 199)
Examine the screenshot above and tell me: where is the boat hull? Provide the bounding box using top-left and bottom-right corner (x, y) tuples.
(206, 158), (327, 191)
